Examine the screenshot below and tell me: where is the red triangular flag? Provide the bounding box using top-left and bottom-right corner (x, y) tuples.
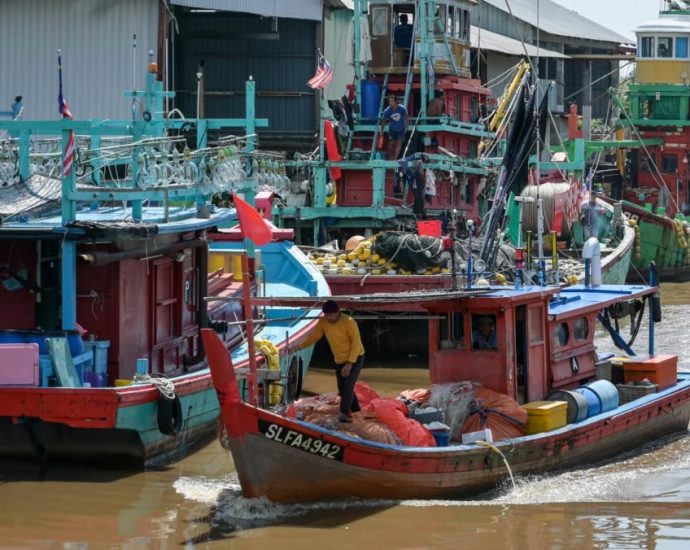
(233, 193), (272, 246)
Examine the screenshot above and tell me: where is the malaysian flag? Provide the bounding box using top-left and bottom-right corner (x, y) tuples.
(307, 54), (333, 90)
(58, 50), (75, 177)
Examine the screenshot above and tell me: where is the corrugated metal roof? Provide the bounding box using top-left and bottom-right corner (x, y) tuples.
(325, 0), (354, 8)
(471, 26), (568, 58)
(0, 0), (158, 121)
(482, 0), (634, 45)
(170, 0), (323, 20)
(636, 13), (690, 34)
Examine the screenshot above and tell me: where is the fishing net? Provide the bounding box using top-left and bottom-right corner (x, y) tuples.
(372, 231), (449, 272)
(429, 381), (478, 441)
(461, 387), (527, 441)
(301, 410), (402, 445)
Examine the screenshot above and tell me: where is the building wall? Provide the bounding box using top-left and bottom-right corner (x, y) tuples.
(484, 52), (520, 101)
(0, 0), (159, 120)
(324, 9), (354, 101)
(172, 9), (318, 139)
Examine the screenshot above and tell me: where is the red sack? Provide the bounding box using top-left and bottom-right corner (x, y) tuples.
(399, 388), (431, 405)
(377, 134), (385, 150)
(365, 398), (436, 447)
(354, 382), (381, 408)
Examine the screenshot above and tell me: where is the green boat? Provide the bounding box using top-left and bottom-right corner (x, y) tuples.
(591, 2), (690, 281)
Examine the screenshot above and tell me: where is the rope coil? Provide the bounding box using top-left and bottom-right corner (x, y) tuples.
(133, 372), (176, 400)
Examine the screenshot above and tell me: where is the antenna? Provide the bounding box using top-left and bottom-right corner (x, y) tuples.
(132, 33), (137, 90)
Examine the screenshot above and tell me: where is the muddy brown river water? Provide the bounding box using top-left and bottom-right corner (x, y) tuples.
(1, 284), (690, 548)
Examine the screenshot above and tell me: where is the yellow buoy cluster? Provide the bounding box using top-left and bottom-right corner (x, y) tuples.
(671, 218), (690, 263)
(307, 236), (450, 276)
(629, 218), (641, 263)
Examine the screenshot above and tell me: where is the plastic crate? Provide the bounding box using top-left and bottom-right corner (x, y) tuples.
(416, 220), (443, 238)
(83, 340), (110, 374)
(617, 382), (658, 404)
(522, 400), (568, 434)
(623, 354), (677, 390)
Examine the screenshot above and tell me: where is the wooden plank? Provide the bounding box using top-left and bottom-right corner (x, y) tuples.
(47, 338), (81, 388)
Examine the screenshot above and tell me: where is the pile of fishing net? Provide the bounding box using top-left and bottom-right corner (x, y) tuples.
(287, 381), (526, 446)
(308, 412), (402, 446)
(422, 382), (527, 442)
(428, 381), (478, 440)
(460, 386), (527, 441)
(372, 231), (450, 272)
(287, 382), (436, 447)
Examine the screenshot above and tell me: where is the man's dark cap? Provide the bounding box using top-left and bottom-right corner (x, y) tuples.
(322, 300), (340, 313)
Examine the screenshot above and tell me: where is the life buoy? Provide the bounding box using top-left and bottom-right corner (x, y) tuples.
(255, 339), (282, 406)
(157, 393), (183, 436)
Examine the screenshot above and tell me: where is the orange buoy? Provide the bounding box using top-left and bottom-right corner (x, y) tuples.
(345, 235), (366, 251)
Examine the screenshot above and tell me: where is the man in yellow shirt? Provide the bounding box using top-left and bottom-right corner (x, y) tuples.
(299, 300), (365, 423)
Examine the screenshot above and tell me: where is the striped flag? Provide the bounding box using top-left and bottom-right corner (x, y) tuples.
(307, 55), (333, 90)
(58, 50), (75, 177)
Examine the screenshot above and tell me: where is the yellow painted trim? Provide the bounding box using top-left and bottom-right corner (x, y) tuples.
(637, 60), (690, 84)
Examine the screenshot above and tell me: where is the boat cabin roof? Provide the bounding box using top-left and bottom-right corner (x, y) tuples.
(548, 285), (654, 320)
(252, 284), (655, 317)
(0, 205), (235, 239)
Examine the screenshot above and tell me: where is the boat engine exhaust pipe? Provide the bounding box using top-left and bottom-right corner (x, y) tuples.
(78, 238), (207, 266)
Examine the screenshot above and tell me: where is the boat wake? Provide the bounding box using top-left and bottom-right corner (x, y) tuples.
(173, 432), (690, 526)
(174, 473), (396, 530)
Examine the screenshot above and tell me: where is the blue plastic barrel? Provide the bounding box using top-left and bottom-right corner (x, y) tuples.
(547, 390), (589, 423)
(361, 80), (382, 119)
(574, 387), (602, 417)
(584, 379), (619, 412)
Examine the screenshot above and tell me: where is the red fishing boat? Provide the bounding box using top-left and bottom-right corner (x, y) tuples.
(202, 273), (690, 502)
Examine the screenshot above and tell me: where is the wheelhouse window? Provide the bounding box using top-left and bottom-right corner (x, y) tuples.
(574, 317), (589, 341)
(554, 322), (569, 346)
(658, 37), (673, 58)
(446, 6), (454, 37)
(472, 314), (497, 350)
(640, 36), (655, 58)
(463, 9), (470, 40)
(641, 153), (656, 173)
(677, 36), (689, 58)
(439, 313), (464, 349)
(662, 153), (678, 173)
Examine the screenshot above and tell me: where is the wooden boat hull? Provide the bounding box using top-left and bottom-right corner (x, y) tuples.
(0, 241), (327, 467)
(0, 378), (218, 467)
(221, 376), (690, 502)
(619, 200), (690, 282)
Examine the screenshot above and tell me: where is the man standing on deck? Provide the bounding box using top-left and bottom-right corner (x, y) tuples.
(380, 95), (408, 160)
(11, 96), (24, 120)
(393, 13), (413, 50)
(298, 300), (365, 423)
(580, 192), (605, 240)
(427, 90), (445, 118)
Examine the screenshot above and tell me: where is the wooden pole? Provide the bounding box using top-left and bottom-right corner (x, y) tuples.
(241, 253), (259, 406)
